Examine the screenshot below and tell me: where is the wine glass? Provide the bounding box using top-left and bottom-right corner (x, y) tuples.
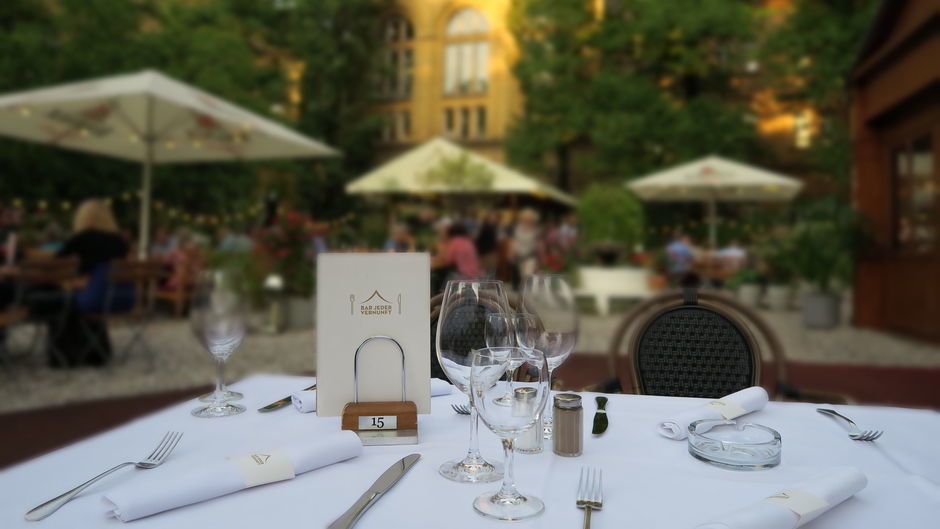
(485, 312), (518, 406)
(436, 279), (509, 483)
(470, 347), (549, 521)
(190, 269), (247, 418)
(522, 275), (578, 439)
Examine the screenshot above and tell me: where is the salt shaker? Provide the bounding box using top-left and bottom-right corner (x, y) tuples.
(513, 387), (543, 454)
(552, 393), (583, 457)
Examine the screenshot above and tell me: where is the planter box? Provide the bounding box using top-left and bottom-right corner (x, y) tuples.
(765, 285), (792, 311)
(736, 284), (762, 307)
(286, 295), (314, 330)
(801, 292), (841, 329)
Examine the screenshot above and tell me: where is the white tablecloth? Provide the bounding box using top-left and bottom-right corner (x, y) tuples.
(1, 374), (938, 528)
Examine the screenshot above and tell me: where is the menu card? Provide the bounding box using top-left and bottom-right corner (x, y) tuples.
(315, 253), (431, 416)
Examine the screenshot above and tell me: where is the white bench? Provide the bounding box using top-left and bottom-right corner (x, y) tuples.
(574, 266), (653, 316)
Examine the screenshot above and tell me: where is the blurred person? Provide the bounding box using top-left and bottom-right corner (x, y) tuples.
(162, 228), (204, 294)
(475, 211), (500, 276)
(150, 226), (177, 258)
(46, 199), (130, 367)
(558, 212), (579, 251)
(716, 239), (747, 271)
(384, 223), (416, 253)
(432, 223), (482, 280)
(218, 226), (252, 253)
(38, 221), (66, 254)
(665, 231), (695, 285)
(510, 208), (542, 286)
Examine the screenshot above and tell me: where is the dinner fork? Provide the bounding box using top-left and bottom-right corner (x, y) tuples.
(576, 467), (603, 529)
(25, 431), (183, 521)
(451, 403), (470, 415)
(817, 409), (883, 442)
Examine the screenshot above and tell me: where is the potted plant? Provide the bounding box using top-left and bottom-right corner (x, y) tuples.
(255, 210), (317, 329)
(760, 235), (796, 311)
(726, 267), (762, 307)
(788, 200), (862, 328)
(577, 184), (645, 266)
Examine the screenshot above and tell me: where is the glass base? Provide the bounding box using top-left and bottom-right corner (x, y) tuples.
(191, 402), (246, 418)
(473, 491), (544, 521)
(438, 455), (503, 483)
(199, 389), (243, 402)
(492, 391), (512, 407)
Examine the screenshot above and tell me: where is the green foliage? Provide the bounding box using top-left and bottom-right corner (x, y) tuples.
(726, 267), (761, 290)
(0, 0), (388, 225)
(508, 0), (758, 188)
(254, 210), (315, 296)
(577, 184), (644, 250)
(786, 198), (864, 292)
(421, 154), (495, 190)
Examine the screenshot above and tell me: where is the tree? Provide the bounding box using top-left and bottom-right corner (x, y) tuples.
(507, 0), (759, 191)
(760, 0), (879, 193)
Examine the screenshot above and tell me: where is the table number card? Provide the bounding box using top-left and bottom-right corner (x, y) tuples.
(315, 253), (431, 416)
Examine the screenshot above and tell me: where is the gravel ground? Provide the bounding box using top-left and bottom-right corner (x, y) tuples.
(2, 305), (938, 413)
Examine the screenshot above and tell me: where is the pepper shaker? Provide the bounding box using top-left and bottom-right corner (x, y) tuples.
(552, 393), (582, 457)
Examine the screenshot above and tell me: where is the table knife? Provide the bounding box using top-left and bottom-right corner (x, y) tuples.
(327, 453), (421, 529)
(256, 384), (316, 412)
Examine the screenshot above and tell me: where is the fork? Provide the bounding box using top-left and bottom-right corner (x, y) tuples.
(25, 431), (183, 521)
(577, 467), (603, 529)
(451, 403), (470, 415)
(817, 409), (883, 442)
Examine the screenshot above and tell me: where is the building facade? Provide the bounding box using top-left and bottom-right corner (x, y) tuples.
(372, 0), (523, 163)
(851, 0), (940, 341)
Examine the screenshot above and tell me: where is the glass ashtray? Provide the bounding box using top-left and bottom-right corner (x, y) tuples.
(688, 419), (781, 470)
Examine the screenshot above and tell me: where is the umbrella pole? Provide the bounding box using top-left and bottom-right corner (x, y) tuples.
(138, 95), (155, 259)
(707, 198), (718, 249)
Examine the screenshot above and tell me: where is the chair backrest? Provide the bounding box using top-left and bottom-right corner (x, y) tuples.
(608, 289), (784, 398)
(107, 260), (166, 313)
(17, 256), (80, 285)
(429, 290), (519, 380)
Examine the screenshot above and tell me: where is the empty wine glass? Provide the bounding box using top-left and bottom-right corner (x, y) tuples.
(436, 279), (509, 483)
(190, 269), (246, 418)
(485, 312), (518, 406)
(522, 275), (578, 439)
(470, 347), (549, 521)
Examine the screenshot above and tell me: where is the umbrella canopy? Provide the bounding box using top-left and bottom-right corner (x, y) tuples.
(627, 155), (803, 246)
(346, 137), (576, 206)
(0, 69), (338, 255)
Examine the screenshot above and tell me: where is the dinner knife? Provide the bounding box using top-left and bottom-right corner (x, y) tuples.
(256, 384), (316, 412)
(327, 453), (421, 529)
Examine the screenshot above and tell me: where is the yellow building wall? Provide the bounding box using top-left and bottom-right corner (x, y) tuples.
(375, 0), (522, 163)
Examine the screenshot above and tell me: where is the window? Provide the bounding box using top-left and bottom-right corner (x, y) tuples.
(460, 108), (471, 138)
(443, 9), (490, 95)
(894, 135), (936, 252)
(444, 108), (455, 135)
(476, 106), (486, 137)
(376, 15), (414, 100)
(400, 111), (411, 139)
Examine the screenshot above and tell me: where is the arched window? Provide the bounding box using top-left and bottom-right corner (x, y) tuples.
(377, 15), (414, 100)
(443, 8), (490, 95)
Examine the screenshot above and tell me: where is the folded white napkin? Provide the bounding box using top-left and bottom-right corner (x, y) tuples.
(292, 390), (317, 413)
(291, 380), (453, 414)
(103, 431), (361, 521)
(695, 467), (868, 529)
(658, 386), (769, 440)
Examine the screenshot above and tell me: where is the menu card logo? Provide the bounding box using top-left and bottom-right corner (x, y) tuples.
(250, 454), (271, 465)
(350, 290), (401, 316)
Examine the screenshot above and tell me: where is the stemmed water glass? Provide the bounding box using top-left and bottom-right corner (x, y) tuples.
(436, 279), (509, 483)
(470, 346), (550, 521)
(190, 269), (247, 418)
(485, 312), (518, 406)
(522, 275), (578, 439)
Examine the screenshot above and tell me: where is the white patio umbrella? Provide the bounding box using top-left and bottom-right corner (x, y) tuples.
(627, 155), (802, 247)
(346, 137), (576, 206)
(0, 69), (338, 257)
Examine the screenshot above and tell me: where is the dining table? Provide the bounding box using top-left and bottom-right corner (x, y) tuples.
(1, 373), (938, 528)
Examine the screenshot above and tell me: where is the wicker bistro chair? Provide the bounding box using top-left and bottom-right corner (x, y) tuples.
(607, 289), (849, 403)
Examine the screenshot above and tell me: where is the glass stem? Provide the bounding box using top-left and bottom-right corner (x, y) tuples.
(506, 367), (517, 396)
(544, 367), (555, 424)
(213, 358), (226, 406)
(467, 400), (482, 461)
(496, 437), (518, 499)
